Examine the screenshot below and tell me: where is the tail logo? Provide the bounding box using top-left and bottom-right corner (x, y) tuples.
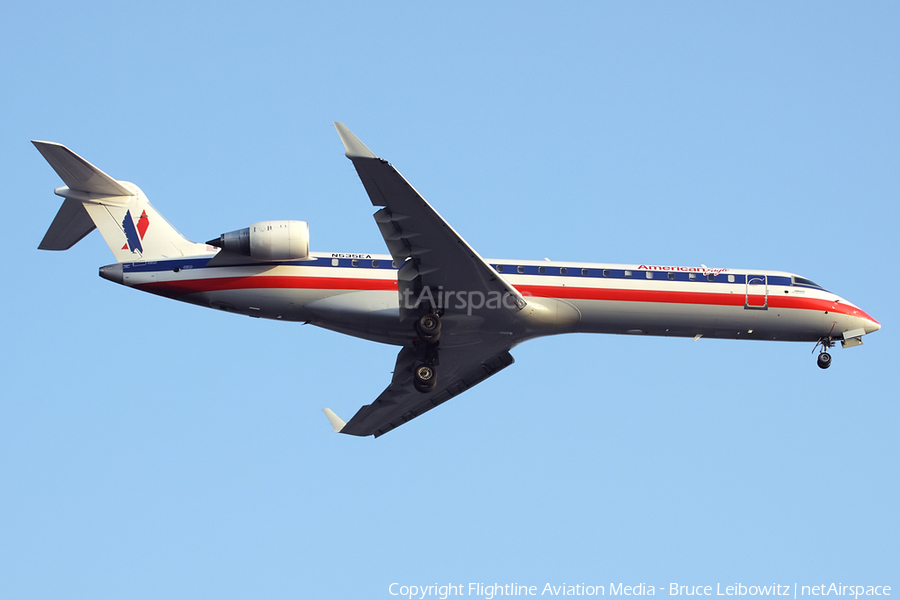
(122, 210), (150, 254)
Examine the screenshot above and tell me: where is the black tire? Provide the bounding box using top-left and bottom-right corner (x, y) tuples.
(817, 352), (832, 369)
(413, 363), (437, 393)
(415, 313), (442, 342)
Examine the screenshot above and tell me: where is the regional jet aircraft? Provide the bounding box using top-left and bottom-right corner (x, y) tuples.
(34, 124), (881, 437)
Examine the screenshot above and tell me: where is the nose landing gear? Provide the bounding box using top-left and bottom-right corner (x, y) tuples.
(813, 337), (835, 369)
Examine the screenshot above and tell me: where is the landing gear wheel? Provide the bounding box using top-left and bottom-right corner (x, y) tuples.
(415, 313), (442, 343)
(413, 363), (437, 393)
(813, 337), (836, 370)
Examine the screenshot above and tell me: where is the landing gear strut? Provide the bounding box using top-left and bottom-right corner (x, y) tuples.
(814, 337), (835, 369)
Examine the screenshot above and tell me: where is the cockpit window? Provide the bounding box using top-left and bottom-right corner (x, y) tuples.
(793, 276), (824, 290)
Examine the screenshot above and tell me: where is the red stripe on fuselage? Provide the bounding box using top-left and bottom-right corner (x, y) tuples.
(136, 274), (872, 321)
(136, 275), (398, 296)
(518, 284), (869, 320)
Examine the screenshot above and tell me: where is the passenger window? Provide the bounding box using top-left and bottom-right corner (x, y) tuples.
(372, 259), (380, 268)
(496, 265), (504, 272)
(689, 273), (697, 281)
(646, 271), (653, 279)
(352, 259), (359, 267)
(668, 272), (675, 280)
(625, 270), (632, 278)
(539, 266), (546, 274)
(727, 274), (734, 283)
(517, 266), (525, 274)
(603, 269), (611, 277)
(332, 258), (339, 266)
(582, 268), (589, 276)
(707, 274), (715, 281)
(560, 267), (568, 275)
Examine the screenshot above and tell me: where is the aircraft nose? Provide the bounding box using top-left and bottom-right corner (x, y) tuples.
(853, 306), (881, 334)
(864, 317), (881, 334)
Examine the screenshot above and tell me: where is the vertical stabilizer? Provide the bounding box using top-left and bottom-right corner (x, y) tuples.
(34, 141), (212, 262)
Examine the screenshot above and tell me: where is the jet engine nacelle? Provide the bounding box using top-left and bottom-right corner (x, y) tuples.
(209, 220), (310, 261)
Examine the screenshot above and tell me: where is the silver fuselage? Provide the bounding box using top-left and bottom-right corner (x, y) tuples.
(102, 252), (881, 349)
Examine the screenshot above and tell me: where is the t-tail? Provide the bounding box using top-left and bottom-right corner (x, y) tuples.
(33, 141), (211, 262)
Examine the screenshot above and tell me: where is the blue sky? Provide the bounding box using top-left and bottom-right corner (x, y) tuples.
(1, 2), (897, 598)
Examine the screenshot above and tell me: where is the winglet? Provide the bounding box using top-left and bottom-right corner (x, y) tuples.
(333, 122), (377, 159)
(322, 408), (346, 433)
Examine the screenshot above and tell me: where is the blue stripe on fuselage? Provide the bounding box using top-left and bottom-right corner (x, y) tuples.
(120, 256), (817, 291)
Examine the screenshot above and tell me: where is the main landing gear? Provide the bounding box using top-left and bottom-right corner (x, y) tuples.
(415, 313), (442, 343)
(413, 362), (437, 393)
(814, 337), (835, 369)
(413, 312), (442, 393)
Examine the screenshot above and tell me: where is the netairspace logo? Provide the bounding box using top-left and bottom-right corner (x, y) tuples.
(398, 287), (523, 315)
(387, 583), (892, 600)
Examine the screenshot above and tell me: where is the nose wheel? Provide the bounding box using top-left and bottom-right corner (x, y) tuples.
(813, 337), (835, 369)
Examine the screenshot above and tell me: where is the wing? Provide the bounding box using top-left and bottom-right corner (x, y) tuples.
(333, 122), (527, 327)
(335, 340), (514, 437)
(328, 123), (528, 437)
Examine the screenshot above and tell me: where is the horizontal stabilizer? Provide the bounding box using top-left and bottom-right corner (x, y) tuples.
(32, 141), (133, 196)
(322, 408), (346, 433)
(38, 197), (96, 250)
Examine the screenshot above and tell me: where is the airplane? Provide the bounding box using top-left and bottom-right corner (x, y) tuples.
(34, 123), (881, 438)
